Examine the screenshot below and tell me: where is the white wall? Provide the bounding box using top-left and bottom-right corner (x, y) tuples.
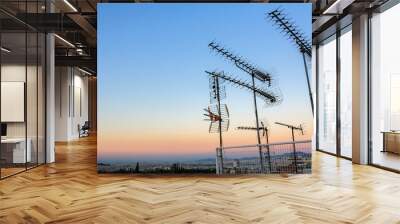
(55, 67), (89, 141)
(1, 63), (46, 164)
(55, 67), (70, 141)
(1, 65), (27, 141)
(1, 65), (39, 137)
(72, 73), (89, 138)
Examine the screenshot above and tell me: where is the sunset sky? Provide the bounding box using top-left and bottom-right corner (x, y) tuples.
(97, 3), (312, 163)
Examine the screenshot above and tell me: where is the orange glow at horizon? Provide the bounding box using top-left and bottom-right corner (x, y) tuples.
(98, 127), (312, 157)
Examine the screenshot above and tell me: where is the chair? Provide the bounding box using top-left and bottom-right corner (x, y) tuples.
(79, 121), (90, 138)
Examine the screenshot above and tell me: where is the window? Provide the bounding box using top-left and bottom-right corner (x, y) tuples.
(370, 3), (400, 171)
(0, 1), (46, 179)
(317, 35), (337, 154)
(339, 27), (352, 158)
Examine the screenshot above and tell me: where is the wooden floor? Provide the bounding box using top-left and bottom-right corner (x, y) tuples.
(1, 136), (400, 224)
(0, 167), (26, 178)
(372, 150), (400, 171)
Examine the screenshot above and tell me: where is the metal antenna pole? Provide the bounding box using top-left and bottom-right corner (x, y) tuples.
(215, 76), (224, 174)
(301, 50), (314, 115)
(291, 127), (298, 174)
(251, 74), (265, 173)
(265, 128), (272, 173)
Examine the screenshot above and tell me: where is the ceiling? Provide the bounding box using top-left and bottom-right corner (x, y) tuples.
(312, 0), (390, 43)
(0, 0), (98, 73)
(0, 0), (392, 75)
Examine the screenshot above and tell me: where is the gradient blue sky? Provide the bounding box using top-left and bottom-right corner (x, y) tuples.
(98, 4), (312, 163)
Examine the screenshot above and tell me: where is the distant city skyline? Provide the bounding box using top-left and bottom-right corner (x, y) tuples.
(98, 3), (312, 163)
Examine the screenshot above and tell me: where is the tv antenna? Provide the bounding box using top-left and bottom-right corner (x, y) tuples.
(205, 71), (280, 105)
(203, 75), (230, 133)
(275, 121), (305, 138)
(237, 121), (271, 145)
(206, 69), (281, 173)
(207, 41), (281, 173)
(267, 9), (313, 114)
(267, 9), (311, 57)
(203, 75), (229, 174)
(203, 104), (230, 133)
(275, 121), (305, 173)
(237, 121), (272, 172)
(208, 41), (272, 86)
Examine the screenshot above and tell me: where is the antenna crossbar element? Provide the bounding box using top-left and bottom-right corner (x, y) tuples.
(206, 71), (280, 105)
(237, 126), (259, 130)
(267, 9), (312, 57)
(208, 42), (272, 85)
(237, 121), (269, 138)
(275, 122), (304, 135)
(237, 126), (268, 137)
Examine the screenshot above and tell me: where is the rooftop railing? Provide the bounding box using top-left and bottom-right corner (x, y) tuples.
(216, 140), (312, 175)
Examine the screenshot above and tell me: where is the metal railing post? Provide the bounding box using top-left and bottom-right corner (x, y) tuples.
(216, 147), (224, 175)
(265, 129), (272, 173)
(291, 128), (298, 174)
